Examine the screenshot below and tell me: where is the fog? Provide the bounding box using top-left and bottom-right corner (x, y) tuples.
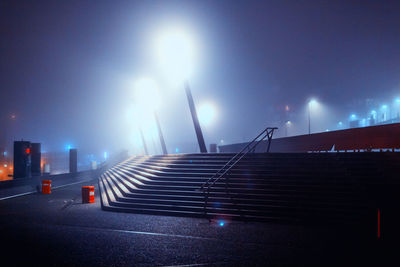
(2, 0), (400, 161)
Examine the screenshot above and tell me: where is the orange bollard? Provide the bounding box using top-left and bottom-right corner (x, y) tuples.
(82, 186), (95, 203)
(42, 180), (52, 194)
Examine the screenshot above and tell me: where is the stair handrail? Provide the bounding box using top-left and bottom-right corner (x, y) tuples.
(200, 127), (277, 217)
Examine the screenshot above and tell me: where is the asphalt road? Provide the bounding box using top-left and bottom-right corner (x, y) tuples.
(0, 175), (397, 266)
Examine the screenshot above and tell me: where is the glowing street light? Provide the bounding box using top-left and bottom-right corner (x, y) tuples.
(285, 121), (291, 137)
(154, 27), (197, 83)
(370, 110), (377, 125)
(394, 98), (400, 118)
(154, 26), (207, 153)
(381, 104), (388, 121)
(198, 102), (217, 127)
(134, 78), (167, 155)
(134, 78), (161, 112)
(308, 99), (319, 134)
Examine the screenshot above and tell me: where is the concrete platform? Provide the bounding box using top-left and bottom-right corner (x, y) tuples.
(0, 175), (396, 266)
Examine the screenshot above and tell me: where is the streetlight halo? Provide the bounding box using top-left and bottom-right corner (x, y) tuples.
(198, 102), (217, 127)
(154, 26), (197, 83)
(134, 77), (161, 112)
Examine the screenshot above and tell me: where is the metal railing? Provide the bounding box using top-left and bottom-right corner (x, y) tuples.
(200, 127), (277, 217)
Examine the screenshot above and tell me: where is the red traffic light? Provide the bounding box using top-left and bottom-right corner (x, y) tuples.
(25, 148), (31, 154)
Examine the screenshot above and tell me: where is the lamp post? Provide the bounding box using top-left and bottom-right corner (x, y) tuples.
(381, 105), (388, 122)
(285, 121), (291, 137)
(139, 127), (149, 155)
(155, 27), (207, 153)
(185, 82), (207, 152)
(308, 99), (318, 135)
(154, 111), (167, 155)
(395, 98), (400, 119)
(134, 78), (167, 155)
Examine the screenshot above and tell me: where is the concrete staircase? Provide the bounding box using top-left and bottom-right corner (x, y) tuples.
(99, 152), (400, 225)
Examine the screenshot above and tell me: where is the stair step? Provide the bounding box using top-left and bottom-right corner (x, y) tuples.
(99, 152), (400, 224)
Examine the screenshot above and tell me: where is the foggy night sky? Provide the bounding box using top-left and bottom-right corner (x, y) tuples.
(1, 0), (400, 156)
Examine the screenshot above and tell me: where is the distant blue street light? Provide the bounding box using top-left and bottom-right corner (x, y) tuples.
(381, 105), (388, 121)
(349, 114), (357, 121)
(394, 98), (400, 118)
(307, 99), (319, 134)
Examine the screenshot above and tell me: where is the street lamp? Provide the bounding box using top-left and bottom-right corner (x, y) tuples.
(134, 78), (167, 155)
(198, 102), (217, 127)
(285, 121), (291, 137)
(308, 99), (318, 134)
(381, 105), (388, 122)
(349, 114), (357, 121)
(394, 98), (400, 119)
(154, 27), (207, 153)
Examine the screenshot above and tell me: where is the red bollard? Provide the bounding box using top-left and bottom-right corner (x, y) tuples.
(42, 180), (52, 194)
(82, 186), (95, 203)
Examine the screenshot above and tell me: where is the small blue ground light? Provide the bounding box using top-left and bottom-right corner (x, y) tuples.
(219, 221), (225, 227)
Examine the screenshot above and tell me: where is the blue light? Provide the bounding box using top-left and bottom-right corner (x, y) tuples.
(175, 147), (179, 153)
(396, 98), (400, 104)
(381, 105), (388, 110)
(350, 114), (357, 121)
(104, 151), (108, 160)
(370, 110), (377, 120)
(65, 144), (73, 151)
(3, 151), (7, 156)
(338, 121), (343, 125)
(219, 221), (225, 227)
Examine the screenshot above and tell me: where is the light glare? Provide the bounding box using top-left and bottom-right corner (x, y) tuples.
(155, 27), (197, 83)
(134, 78), (161, 112)
(198, 102), (217, 127)
(308, 99), (319, 109)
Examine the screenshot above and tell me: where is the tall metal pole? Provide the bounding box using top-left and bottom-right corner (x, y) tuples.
(184, 81), (207, 153)
(285, 123), (288, 137)
(154, 111), (168, 155)
(308, 104), (311, 135)
(139, 127), (149, 155)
